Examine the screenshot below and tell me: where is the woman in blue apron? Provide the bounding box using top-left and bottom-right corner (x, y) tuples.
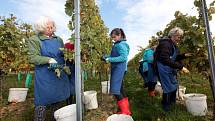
(154, 27), (190, 112)
(139, 47), (157, 97)
(27, 16), (74, 121)
(102, 28), (131, 115)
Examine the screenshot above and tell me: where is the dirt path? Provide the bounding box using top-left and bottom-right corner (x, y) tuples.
(0, 98), (34, 119)
(0, 95), (116, 121)
(84, 94), (116, 121)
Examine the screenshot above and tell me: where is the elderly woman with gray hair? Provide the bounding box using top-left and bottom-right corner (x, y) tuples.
(154, 27), (191, 112)
(27, 16), (74, 121)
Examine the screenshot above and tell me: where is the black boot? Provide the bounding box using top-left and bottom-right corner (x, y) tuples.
(161, 93), (171, 112)
(34, 106), (46, 121)
(148, 82), (157, 91)
(170, 90), (177, 104)
(144, 82), (149, 88)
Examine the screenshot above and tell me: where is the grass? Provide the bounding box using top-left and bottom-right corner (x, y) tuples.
(0, 74), (35, 121)
(124, 68), (214, 121)
(0, 74), (34, 106)
(0, 69), (214, 121)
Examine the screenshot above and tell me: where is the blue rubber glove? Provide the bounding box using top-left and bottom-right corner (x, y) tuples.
(101, 55), (110, 62)
(48, 58), (58, 70)
(101, 55), (107, 62)
(49, 63), (58, 70)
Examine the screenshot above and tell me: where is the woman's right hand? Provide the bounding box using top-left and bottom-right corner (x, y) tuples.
(49, 58), (57, 63)
(181, 67), (189, 74)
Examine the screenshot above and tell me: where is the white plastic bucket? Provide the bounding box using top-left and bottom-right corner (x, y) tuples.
(106, 114), (134, 121)
(8, 88), (28, 102)
(84, 91), (98, 109)
(184, 93), (207, 116)
(155, 82), (163, 96)
(176, 86), (186, 100)
(54, 104), (76, 121)
(101, 81), (110, 94)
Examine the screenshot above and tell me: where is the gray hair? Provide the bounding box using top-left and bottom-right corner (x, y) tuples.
(34, 16), (56, 34)
(168, 27), (184, 37)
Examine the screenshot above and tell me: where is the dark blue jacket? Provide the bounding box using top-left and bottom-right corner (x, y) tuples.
(154, 37), (186, 70)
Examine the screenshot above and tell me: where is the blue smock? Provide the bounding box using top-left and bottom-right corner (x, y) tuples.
(157, 45), (178, 93)
(139, 48), (157, 84)
(108, 40), (129, 95)
(34, 37), (72, 106)
(141, 63), (157, 84)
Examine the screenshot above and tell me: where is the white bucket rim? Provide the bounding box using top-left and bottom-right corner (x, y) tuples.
(179, 85), (186, 88)
(84, 90), (97, 95)
(184, 93), (207, 100)
(178, 86), (186, 91)
(107, 114), (134, 121)
(54, 104), (76, 119)
(9, 88), (29, 91)
(179, 88), (186, 91)
(101, 81), (110, 85)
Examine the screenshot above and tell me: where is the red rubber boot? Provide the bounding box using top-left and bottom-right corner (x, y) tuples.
(117, 97), (132, 115)
(148, 90), (156, 97)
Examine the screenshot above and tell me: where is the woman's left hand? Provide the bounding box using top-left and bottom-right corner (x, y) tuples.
(185, 53), (193, 57)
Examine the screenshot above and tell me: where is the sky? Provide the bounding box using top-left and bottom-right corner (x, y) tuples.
(0, 0), (214, 60)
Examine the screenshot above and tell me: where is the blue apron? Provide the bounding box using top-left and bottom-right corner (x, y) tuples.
(34, 37), (72, 106)
(110, 41), (127, 95)
(157, 44), (178, 93)
(142, 63), (157, 84)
